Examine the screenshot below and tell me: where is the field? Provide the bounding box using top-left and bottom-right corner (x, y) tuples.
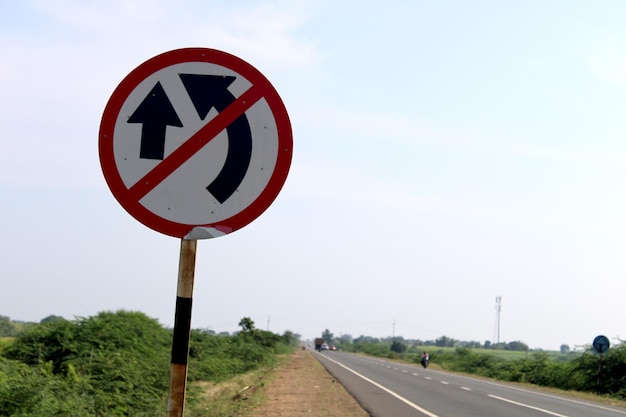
(415, 346), (579, 362)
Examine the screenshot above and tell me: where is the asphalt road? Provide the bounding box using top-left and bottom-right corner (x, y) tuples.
(314, 351), (626, 417)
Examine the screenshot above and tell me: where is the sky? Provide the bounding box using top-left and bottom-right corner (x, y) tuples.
(1, 0), (625, 352)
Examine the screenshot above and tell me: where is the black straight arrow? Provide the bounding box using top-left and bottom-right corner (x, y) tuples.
(127, 82), (183, 160)
(179, 73), (252, 204)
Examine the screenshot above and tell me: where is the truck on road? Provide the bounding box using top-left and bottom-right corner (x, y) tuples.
(314, 338), (327, 351)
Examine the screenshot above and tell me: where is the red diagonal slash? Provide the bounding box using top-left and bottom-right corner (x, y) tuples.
(128, 84), (264, 201)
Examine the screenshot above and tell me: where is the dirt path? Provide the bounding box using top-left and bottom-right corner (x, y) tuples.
(247, 349), (370, 417)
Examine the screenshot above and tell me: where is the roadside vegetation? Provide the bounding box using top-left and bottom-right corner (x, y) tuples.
(0, 312), (298, 416)
(3, 312), (624, 416)
(324, 330), (626, 401)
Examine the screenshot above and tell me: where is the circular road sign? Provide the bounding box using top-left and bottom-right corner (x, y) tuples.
(593, 335), (610, 355)
(99, 48), (292, 239)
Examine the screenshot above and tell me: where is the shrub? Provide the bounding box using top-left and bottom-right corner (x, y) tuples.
(0, 311), (296, 416)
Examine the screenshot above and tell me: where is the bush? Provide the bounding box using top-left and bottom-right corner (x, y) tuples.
(2, 311), (171, 416)
(0, 357), (95, 416)
(0, 311), (296, 416)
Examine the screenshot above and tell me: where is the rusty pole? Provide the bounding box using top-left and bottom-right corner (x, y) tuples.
(167, 239), (198, 416)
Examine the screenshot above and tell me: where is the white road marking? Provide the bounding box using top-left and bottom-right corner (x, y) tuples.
(462, 374), (626, 415)
(461, 387), (471, 391)
(489, 394), (569, 417)
(320, 354), (440, 417)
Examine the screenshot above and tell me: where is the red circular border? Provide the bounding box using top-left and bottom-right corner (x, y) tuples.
(99, 48), (293, 238)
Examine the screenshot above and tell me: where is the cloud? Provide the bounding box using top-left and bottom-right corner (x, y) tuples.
(185, 2), (322, 70)
(22, 0), (322, 70)
(0, 0), (322, 187)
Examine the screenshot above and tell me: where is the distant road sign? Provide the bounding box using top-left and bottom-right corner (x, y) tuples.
(99, 48), (292, 239)
(593, 335), (610, 354)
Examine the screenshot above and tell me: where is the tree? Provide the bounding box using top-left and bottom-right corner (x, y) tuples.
(560, 344), (570, 354)
(435, 335), (456, 347)
(322, 329), (334, 345)
(462, 340), (482, 349)
(281, 330), (300, 347)
(238, 317), (256, 334)
(505, 341), (529, 352)
(0, 316), (15, 337)
(40, 315), (64, 324)
(390, 340), (407, 353)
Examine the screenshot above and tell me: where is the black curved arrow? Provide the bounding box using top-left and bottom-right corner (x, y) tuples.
(127, 82), (183, 160)
(179, 74), (252, 204)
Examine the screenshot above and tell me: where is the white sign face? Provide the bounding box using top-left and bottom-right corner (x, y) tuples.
(99, 49), (292, 239)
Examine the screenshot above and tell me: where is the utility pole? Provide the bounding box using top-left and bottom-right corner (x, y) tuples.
(493, 296), (502, 344)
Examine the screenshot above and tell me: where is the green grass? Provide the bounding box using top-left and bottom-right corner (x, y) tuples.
(184, 355), (288, 417)
(409, 345), (579, 362)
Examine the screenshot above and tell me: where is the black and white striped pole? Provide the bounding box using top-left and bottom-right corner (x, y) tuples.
(167, 239), (197, 416)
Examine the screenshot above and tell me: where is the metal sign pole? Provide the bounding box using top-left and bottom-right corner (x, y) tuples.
(167, 239), (197, 416)
(596, 352), (603, 395)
